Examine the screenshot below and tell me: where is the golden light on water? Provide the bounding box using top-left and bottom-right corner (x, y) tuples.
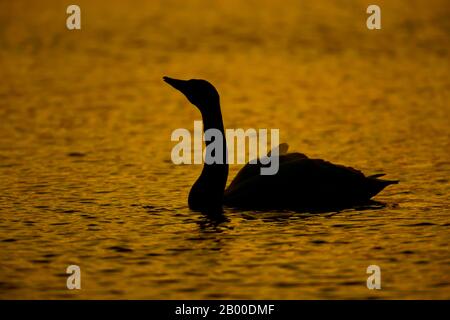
(0, 0), (449, 299)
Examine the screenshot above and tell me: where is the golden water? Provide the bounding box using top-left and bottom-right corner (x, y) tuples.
(0, 0), (449, 299)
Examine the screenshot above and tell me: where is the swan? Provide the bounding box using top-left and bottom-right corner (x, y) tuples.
(163, 76), (398, 212)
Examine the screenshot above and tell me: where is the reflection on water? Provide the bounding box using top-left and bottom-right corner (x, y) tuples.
(0, 0), (449, 299)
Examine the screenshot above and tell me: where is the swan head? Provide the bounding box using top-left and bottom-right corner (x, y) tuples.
(163, 76), (220, 112)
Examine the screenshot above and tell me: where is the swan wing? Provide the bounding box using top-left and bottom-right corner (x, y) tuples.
(224, 157), (392, 209)
(226, 151), (309, 191)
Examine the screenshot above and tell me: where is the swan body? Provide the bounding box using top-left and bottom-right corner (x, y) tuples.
(163, 76), (398, 212)
(224, 149), (396, 210)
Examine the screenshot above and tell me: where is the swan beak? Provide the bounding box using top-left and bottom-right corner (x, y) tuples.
(163, 76), (188, 93)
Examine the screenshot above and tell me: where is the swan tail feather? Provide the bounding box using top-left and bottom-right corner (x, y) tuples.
(368, 173), (386, 178)
(380, 179), (399, 185)
(267, 143), (289, 157)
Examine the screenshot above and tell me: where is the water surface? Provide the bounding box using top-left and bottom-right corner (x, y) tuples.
(0, 0), (449, 299)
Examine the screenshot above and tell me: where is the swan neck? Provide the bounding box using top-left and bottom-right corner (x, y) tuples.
(200, 99), (227, 162)
(188, 99), (228, 211)
(201, 106), (224, 134)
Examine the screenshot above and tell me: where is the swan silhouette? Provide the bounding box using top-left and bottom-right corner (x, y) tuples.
(163, 76), (398, 212)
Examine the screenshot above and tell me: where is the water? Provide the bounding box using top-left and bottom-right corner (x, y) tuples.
(0, 0), (449, 299)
